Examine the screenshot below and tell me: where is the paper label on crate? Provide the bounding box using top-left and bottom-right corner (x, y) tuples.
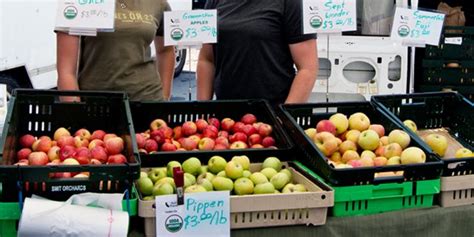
(445, 37), (463, 45)
(303, 0), (357, 34)
(391, 7), (445, 46)
(55, 0), (115, 34)
(164, 10), (217, 46)
(155, 191), (230, 237)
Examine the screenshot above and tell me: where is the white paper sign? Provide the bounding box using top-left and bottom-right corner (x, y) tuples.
(55, 0), (115, 34)
(164, 10), (218, 46)
(391, 7), (445, 46)
(303, 0), (357, 34)
(155, 191), (230, 237)
(168, 0), (193, 11)
(445, 37), (463, 45)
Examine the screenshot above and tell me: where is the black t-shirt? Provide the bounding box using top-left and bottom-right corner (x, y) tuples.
(205, 0), (317, 104)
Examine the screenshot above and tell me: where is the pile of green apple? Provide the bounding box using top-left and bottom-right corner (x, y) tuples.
(304, 112), (428, 169)
(137, 156), (307, 199)
(402, 120), (473, 159)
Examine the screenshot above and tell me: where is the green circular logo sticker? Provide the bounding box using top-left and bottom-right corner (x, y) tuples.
(165, 215), (183, 233)
(171, 28), (184, 41)
(310, 16), (323, 29)
(63, 6), (78, 20)
(398, 25), (410, 37)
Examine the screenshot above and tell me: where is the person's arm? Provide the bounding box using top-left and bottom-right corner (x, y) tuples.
(285, 39), (318, 104)
(196, 44), (215, 100)
(57, 32), (80, 91)
(154, 36), (175, 100)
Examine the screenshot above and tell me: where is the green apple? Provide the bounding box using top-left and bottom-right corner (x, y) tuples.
(279, 169), (292, 182)
(148, 168), (167, 183)
(152, 182), (174, 196)
(242, 170), (251, 178)
(231, 155), (250, 170)
(167, 161), (181, 177)
(217, 171), (226, 177)
(197, 178), (213, 191)
(274, 190), (281, 194)
(208, 155), (227, 174)
(184, 173), (196, 188)
(182, 157), (202, 175)
(155, 177), (176, 191)
(249, 172), (268, 185)
(137, 177), (154, 196)
(282, 183), (307, 193)
(225, 161), (244, 180)
(211, 177), (234, 191)
(197, 172), (215, 183)
(140, 171), (148, 179)
(185, 185), (207, 193)
(254, 182), (275, 194)
(200, 166), (208, 175)
(358, 130), (380, 151)
(143, 196), (154, 201)
(270, 173), (290, 190)
(261, 167), (278, 180)
(262, 157), (282, 171)
(234, 177), (254, 195)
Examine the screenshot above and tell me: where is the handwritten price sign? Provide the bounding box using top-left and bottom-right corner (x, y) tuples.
(391, 7), (445, 46)
(164, 10), (218, 46)
(303, 0), (357, 34)
(155, 191), (230, 237)
(55, 0), (115, 34)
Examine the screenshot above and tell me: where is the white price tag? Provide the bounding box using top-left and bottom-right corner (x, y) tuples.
(303, 0), (357, 34)
(55, 0), (115, 35)
(391, 7), (445, 47)
(164, 10), (217, 46)
(445, 37), (463, 45)
(155, 191), (230, 237)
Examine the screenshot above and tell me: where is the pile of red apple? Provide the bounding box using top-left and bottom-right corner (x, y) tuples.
(135, 113), (277, 153)
(305, 112), (428, 169)
(16, 128), (127, 178)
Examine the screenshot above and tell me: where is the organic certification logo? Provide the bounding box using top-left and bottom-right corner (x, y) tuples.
(64, 6), (78, 20)
(165, 214), (183, 233)
(398, 25), (410, 37)
(310, 16), (323, 29)
(170, 28), (184, 41)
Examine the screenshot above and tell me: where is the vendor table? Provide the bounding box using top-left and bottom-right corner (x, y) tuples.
(129, 205), (474, 237)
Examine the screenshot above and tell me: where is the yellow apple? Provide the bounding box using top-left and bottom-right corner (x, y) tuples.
(400, 147), (426, 164)
(424, 134), (448, 157)
(383, 143), (403, 158)
(348, 112), (371, 131)
(388, 129), (411, 149)
(304, 128), (317, 139)
(387, 156), (401, 165)
(345, 130), (361, 144)
(454, 148), (472, 158)
(329, 113), (349, 135)
(403, 120), (417, 132)
(358, 130), (380, 151)
(342, 150), (360, 163)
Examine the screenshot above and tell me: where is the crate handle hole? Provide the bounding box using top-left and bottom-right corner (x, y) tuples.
(321, 194), (326, 200)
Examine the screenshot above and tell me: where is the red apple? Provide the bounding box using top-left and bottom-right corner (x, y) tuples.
(53, 127), (71, 141)
(242, 124), (257, 136)
(88, 139), (105, 150)
(90, 130), (106, 141)
(57, 135), (75, 148)
(47, 146), (60, 161)
(158, 126), (174, 140)
(33, 136), (52, 153)
(182, 121), (197, 136)
(14, 159), (29, 166)
(75, 156), (90, 165)
(150, 130), (164, 144)
(173, 126), (183, 140)
(316, 120), (337, 135)
(251, 144), (264, 149)
(181, 137), (198, 150)
(74, 136), (89, 148)
(218, 131), (229, 138)
(215, 136), (229, 148)
(369, 124), (385, 138)
(253, 122), (263, 130)
(59, 145), (76, 161)
(103, 133), (118, 143)
(195, 119), (209, 133)
(203, 125), (218, 139)
(144, 139), (158, 153)
(172, 139), (181, 149)
(75, 147), (90, 159)
(28, 151), (49, 166)
(258, 123), (273, 137)
(229, 141), (248, 149)
(90, 146), (108, 163)
(138, 148), (148, 154)
(17, 148), (32, 161)
(19, 134), (36, 148)
(135, 134), (146, 149)
(105, 137), (124, 155)
(161, 142), (177, 152)
(188, 135), (201, 144)
(90, 159), (103, 165)
(233, 122), (245, 133)
(230, 132), (247, 143)
(262, 136), (276, 148)
(74, 128), (91, 141)
(241, 113), (257, 124)
(198, 137), (215, 150)
(107, 154), (127, 164)
(221, 118), (235, 131)
(248, 134), (262, 146)
(207, 118), (220, 130)
(150, 119), (167, 131)
(213, 144), (228, 150)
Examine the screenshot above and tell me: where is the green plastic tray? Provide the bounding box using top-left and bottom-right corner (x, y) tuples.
(294, 161), (440, 217)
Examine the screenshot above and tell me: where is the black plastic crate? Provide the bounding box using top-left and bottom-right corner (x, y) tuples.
(372, 92), (474, 177)
(0, 89), (140, 202)
(425, 26), (474, 60)
(417, 84), (474, 104)
(278, 101), (443, 186)
(422, 60), (474, 85)
(130, 100), (293, 167)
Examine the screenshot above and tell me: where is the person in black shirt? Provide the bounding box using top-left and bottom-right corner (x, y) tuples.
(196, 0), (318, 104)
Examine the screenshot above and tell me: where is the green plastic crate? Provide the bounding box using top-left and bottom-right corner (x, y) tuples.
(294, 161), (440, 217)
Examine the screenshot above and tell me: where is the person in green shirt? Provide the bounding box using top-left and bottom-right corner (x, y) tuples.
(56, 0), (175, 101)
